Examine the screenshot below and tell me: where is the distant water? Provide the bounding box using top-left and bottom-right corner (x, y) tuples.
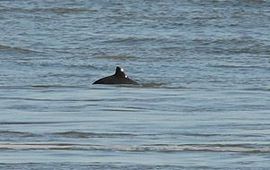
(0, 0), (270, 169)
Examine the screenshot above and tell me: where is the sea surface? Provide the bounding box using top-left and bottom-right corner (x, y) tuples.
(0, 0), (270, 169)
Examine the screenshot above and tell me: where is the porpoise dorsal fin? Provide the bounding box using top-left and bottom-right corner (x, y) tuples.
(114, 66), (127, 78)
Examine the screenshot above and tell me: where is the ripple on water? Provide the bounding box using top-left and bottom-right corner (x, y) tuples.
(0, 44), (42, 54)
(0, 130), (37, 138)
(1, 143), (269, 153)
(0, 7), (97, 14)
(52, 131), (137, 138)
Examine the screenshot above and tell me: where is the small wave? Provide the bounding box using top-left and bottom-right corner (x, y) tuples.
(52, 131), (137, 138)
(64, 64), (97, 70)
(1, 143), (269, 153)
(238, 0), (267, 5)
(0, 131), (36, 137)
(243, 87), (270, 92)
(193, 36), (258, 45)
(0, 44), (41, 54)
(101, 108), (140, 112)
(100, 82), (186, 89)
(138, 83), (187, 90)
(104, 36), (159, 44)
(192, 37), (270, 55)
(31, 84), (83, 89)
(94, 54), (139, 61)
(43, 7), (95, 14)
(0, 121), (88, 125)
(141, 82), (166, 88)
(170, 132), (263, 138)
(0, 86), (32, 90)
(208, 64), (268, 70)
(0, 96), (103, 102)
(0, 163), (207, 170)
(0, 7), (96, 14)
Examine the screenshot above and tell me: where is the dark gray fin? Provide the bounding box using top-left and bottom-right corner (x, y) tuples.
(114, 66), (126, 78)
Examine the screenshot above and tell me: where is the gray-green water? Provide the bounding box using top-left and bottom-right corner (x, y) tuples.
(1, 0), (270, 169)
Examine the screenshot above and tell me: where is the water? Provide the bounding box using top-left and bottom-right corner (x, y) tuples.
(0, 0), (270, 169)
